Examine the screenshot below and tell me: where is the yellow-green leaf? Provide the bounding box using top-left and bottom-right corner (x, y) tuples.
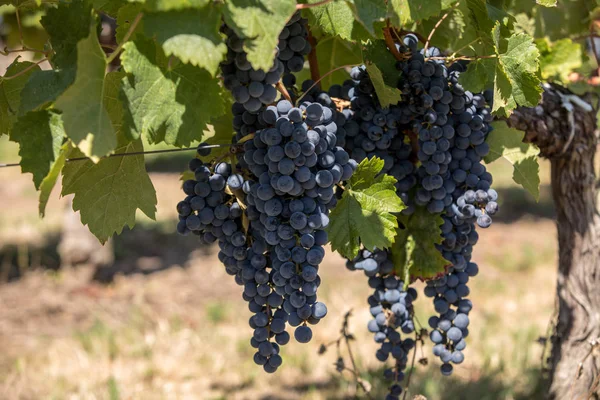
(484, 121), (541, 200)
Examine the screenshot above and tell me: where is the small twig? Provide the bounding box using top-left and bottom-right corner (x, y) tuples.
(106, 12), (143, 64)
(296, 64), (358, 104)
(296, 0), (335, 9)
(402, 331), (422, 400)
(449, 38), (481, 58)
(15, 8), (25, 48)
(0, 46), (49, 56)
(0, 58), (48, 81)
(276, 80), (293, 103)
(427, 54), (497, 62)
(340, 311), (374, 400)
(307, 28), (321, 86)
(340, 367), (373, 397)
(384, 24), (405, 61)
(405, 129), (419, 163)
(424, 1), (461, 58)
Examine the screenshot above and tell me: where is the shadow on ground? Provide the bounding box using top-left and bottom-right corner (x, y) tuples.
(209, 365), (546, 400)
(0, 223), (213, 283)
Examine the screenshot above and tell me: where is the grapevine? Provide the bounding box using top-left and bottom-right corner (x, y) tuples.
(5, 0), (589, 397)
(173, 15), (503, 396)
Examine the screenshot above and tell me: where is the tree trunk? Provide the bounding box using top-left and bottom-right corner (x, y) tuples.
(508, 84), (600, 399)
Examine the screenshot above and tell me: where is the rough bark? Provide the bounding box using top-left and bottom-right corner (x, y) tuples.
(508, 84), (600, 399)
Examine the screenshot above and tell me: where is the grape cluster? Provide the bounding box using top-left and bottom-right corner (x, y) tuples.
(392, 39), (498, 375)
(334, 35), (499, 377)
(395, 51), (497, 228)
(176, 157), (245, 242)
(239, 99), (356, 346)
(346, 249), (417, 400)
(337, 68), (417, 199)
(221, 27), (283, 115)
(424, 261), (479, 375)
(279, 12), (311, 74)
(179, 150), (296, 372)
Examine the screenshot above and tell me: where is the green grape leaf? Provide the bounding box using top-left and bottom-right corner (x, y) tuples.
(496, 30), (542, 109)
(144, 6), (227, 76)
(304, 0), (371, 42)
(537, 38), (582, 83)
(19, 0), (93, 113)
(62, 70), (155, 243)
(92, 0), (126, 15)
(19, 70), (75, 114)
(536, 0), (557, 6)
(458, 58), (495, 93)
(365, 62), (402, 109)
(415, 6), (465, 50)
(116, 3), (144, 44)
(314, 36), (363, 89)
(102, 71), (127, 133)
(363, 40), (399, 88)
(2, 0), (41, 11)
(327, 157), (405, 259)
(9, 111), (65, 189)
(513, 13), (536, 36)
(198, 93), (235, 162)
(41, 0), (94, 69)
(388, 0), (442, 26)
(391, 207), (450, 281)
(120, 37), (226, 147)
(352, 0), (387, 35)
(223, 0), (296, 71)
(61, 133), (157, 244)
(54, 18), (116, 161)
(59, 67), (155, 242)
(39, 143), (71, 217)
(484, 121), (540, 200)
(460, 22), (541, 115)
(142, 0), (210, 11)
(0, 58), (41, 135)
(39, 72), (125, 218)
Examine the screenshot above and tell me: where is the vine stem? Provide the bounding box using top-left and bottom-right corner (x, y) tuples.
(106, 12), (143, 64)
(384, 24), (405, 61)
(276, 80), (293, 102)
(296, 0), (336, 9)
(0, 58), (48, 81)
(296, 64), (358, 104)
(0, 47), (49, 56)
(423, 1), (461, 58)
(307, 28), (321, 86)
(401, 331), (421, 400)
